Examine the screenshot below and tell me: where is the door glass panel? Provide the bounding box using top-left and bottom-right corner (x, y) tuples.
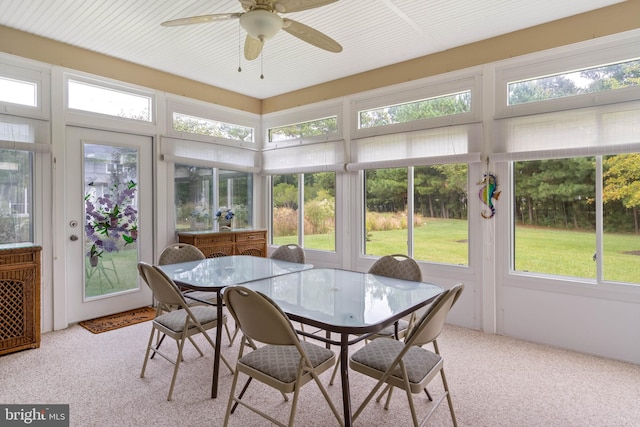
(84, 144), (139, 298)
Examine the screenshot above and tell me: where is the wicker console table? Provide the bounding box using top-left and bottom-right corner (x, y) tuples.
(0, 244), (41, 356)
(178, 229), (268, 258)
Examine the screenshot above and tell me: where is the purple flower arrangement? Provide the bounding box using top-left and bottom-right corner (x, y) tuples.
(85, 180), (138, 258)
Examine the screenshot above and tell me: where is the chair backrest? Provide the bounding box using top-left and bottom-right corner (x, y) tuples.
(138, 261), (188, 308)
(224, 286), (300, 347)
(158, 243), (205, 265)
(368, 254), (422, 282)
(405, 283), (464, 347)
(270, 244), (306, 264)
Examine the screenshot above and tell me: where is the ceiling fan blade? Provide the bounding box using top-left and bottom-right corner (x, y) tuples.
(238, 0), (255, 12)
(282, 18), (342, 53)
(161, 13), (241, 27)
(244, 35), (264, 60)
(274, 0), (338, 13)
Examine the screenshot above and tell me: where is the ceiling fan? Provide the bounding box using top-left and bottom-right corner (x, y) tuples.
(161, 0), (343, 61)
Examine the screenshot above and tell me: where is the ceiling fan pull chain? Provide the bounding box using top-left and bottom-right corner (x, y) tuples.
(260, 50), (264, 79)
(237, 22), (242, 73)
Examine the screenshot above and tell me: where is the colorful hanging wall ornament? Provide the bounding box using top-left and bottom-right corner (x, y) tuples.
(478, 173), (500, 219)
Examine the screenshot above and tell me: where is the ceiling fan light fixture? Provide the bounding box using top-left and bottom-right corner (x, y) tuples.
(239, 9), (283, 41)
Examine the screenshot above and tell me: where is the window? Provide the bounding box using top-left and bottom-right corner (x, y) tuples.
(602, 153), (640, 283)
(513, 155), (639, 285)
(0, 76), (37, 107)
(364, 165), (469, 265)
(272, 174), (299, 245)
(271, 172), (336, 251)
(268, 116), (337, 142)
(365, 168), (409, 255)
(358, 91), (471, 129)
(173, 112), (254, 142)
(507, 58), (640, 106)
(0, 149), (33, 244)
(514, 158), (596, 278)
(174, 165), (253, 231)
(303, 172), (335, 250)
(0, 113), (47, 246)
(351, 85), (477, 265)
(68, 79), (152, 121)
(413, 164), (468, 264)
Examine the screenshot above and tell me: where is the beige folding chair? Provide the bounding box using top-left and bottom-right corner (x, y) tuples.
(137, 262), (234, 401)
(270, 244), (313, 340)
(158, 243), (237, 345)
(158, 242), (206, 265)
(330, 254), (422, 385)
(349, 284), (464, 427)
(223, 286), (344, 427)
(270, 243), (306, 264)
(367, 254), (423, 340)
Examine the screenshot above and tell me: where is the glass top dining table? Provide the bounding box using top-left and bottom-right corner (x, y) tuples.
(158, 255), (314, 399)
(237, 268), (444, 427)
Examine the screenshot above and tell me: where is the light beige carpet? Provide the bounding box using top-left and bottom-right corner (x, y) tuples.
(0, 321), (638, 426)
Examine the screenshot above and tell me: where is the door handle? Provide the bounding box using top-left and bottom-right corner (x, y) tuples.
(69, 235), (79, 241)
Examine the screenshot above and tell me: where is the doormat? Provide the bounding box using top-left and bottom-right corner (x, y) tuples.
(79, 307), (156, 334)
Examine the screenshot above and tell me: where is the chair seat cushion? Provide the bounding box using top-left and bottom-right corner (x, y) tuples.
(375, 319), (409, 337)
(239, 341), (334, 384)
(184, 291), (217, 304)
(155, 306), (219, 332)
(350, 337), (441, 384)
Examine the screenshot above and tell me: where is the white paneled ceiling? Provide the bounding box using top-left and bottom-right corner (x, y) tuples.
(0, 0), (626, 99)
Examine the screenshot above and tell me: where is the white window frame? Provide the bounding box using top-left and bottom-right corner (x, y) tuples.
(166, 96), (258, 148)
(262, 100), (343, 149)
(350, 70), (482, 140)
(495, 31), (640, 119)
(493, 29), (640, 300)
(0, 55), (50, 120)
(64, 72), (157, 133)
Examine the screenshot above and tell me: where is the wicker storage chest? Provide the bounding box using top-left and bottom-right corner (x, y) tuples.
(0, 244), (41, 356)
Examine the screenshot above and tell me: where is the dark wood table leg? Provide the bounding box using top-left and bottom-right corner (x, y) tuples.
(211, 290), (223, 398)
(340, 333), (352, 427)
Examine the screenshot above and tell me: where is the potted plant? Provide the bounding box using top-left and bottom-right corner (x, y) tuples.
(109, 204), (120, 228)
(88, 243), (103, 267)
(128, 223), (138, 240)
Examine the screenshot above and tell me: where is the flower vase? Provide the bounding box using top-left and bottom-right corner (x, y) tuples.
(218, 219), (232, 230)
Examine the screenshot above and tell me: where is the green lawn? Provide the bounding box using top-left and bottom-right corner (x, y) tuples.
(85, 248), (139, 297)
(516, 225), (640, 282)
(278, 219), (640, 283)
(91, 221), (639, 293)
